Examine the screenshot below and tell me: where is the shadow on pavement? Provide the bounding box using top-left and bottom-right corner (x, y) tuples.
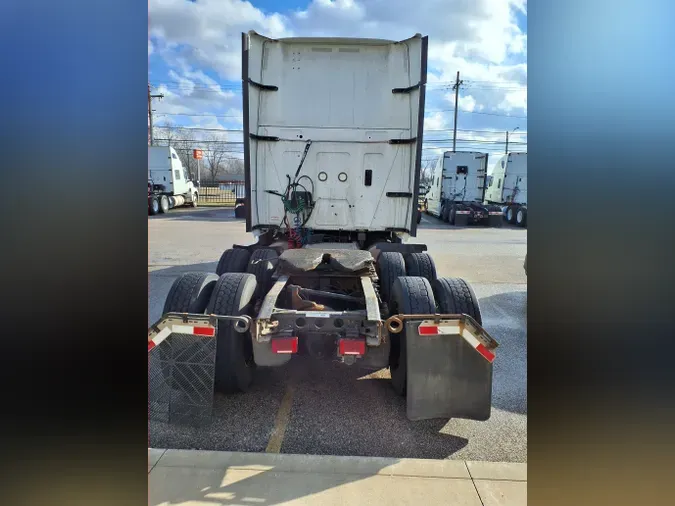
(419, 213), (523, 231)
(149, 207), (242, 222)
(280, 357), (469, 459)
(479, 290), (527, 415)
(149, 457), (397, 506)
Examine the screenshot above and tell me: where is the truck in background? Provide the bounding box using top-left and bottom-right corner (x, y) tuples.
(423, 151), (503, 227)
(148, 146), (199, 215)
(484, 152), (527, 227)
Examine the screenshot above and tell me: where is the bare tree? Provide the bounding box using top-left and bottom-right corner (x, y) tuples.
(204, 134), (228, 184)
(224, 157), (244, 176)
(172, 128), (198, 180)
(154, 119), (177, 146)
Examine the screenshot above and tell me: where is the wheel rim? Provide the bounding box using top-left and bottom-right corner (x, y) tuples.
(152, 200), (159, 213)
(507, 208), (513, 220)
(517, 209), (523, 223)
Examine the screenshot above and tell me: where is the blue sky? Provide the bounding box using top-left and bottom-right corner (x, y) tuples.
(149, 0), (527, 164)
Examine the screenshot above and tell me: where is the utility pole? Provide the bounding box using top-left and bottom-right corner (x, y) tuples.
(148, 83), (164, 146)
(451, 71), (463, 152)
(505, 126), (519, 154)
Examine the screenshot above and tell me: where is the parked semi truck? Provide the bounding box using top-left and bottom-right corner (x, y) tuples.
(148, 31), (499, 422)
(148, 146), (199, 215)
(423, 151), (503, 226)
(484, 152), (527, 227)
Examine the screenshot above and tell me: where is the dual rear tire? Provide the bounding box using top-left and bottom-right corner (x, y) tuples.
(162, 247), (280, 395)
(376, 251), (437, 305)
(505, 205), (527, 227)
(162, 271), (258, 394)
(386, 273), (482, 397)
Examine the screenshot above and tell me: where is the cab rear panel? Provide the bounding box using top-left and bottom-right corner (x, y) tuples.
(243, 31), (427, 235)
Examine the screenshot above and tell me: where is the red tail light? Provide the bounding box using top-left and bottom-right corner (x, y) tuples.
(338, 339), (366, 356)
(271, 337), (298, 354)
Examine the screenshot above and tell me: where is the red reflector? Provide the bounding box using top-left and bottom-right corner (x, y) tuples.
(476, 343), (496, 363)
(271, 337), (298, 354)
(193, 326), (215, 337)
(418, 325), (438, 335)
(338, 339), (366, 356)
(148, 341), (156, 352)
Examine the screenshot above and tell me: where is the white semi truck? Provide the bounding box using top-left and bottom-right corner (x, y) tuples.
(484, 152), (527, 227)
(148, 32), (499, 423)
(148, 146), (199, 215)
(423, 151), (503, 226)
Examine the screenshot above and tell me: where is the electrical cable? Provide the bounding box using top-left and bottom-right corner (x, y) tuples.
(265, 140), (316, 247)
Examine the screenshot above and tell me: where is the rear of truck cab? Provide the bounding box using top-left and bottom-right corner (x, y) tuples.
(243, 31), (427, 237)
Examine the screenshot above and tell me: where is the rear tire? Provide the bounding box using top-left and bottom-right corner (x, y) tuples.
(159, 272), (220, 381)
(389, 277), (436, 396)
(441, 204), (449, 222)
(207, 273), (258, 393)
(506, 205), (516, 224)
(191, 192), (198, 208)
(404, 252), (437, 283)
(432, 277), (482, 325)
(448, 205), (456, 225)
(159, 195), (169, 213)
(149, 197), (159, 215)
(516, 207), (527, 227)
(247, 248), (278, 299)
(216, 248), (251, 276)
(376, 252), (406, 305)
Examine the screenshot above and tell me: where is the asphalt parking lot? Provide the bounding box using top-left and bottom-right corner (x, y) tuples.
(149, 208), (527, 462)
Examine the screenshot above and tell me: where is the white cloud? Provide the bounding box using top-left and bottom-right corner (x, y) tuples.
(224, 108), (244, 125)
(149, 0), (527, 119)
(424, 111), (448, 131)
(148, 40), (154, 56)
(444, 92), (478, 113)
(150, 0), (292, 80)
(498, 88), (527, 112)
(189, 115), (228, 131)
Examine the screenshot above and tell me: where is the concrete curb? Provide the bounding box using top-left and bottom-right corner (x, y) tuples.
(149, 449), (527, 505)
(149, 448), (526, 480)
(148, 448), (527, 481)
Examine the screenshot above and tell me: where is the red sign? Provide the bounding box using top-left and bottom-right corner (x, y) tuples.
(193, 149), (203, 160)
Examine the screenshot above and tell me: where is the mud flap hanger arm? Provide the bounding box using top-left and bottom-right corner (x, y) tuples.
(148, 312), (252, 349)
(384, 313), (498, 351)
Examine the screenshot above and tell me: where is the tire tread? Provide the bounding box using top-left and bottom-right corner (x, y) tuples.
(432, 277), (482, 325)
(216, 248), (251, 276)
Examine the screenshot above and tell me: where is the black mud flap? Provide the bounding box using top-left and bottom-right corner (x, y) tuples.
(488, 215), (503, 228)
(404, 319), (495, 421)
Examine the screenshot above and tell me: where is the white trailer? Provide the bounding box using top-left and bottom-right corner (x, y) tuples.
(148, 146), (199, 215)
(484, 152), (527, 227)
(148, 32), (499, 423)
(423, 151), (503, 226)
